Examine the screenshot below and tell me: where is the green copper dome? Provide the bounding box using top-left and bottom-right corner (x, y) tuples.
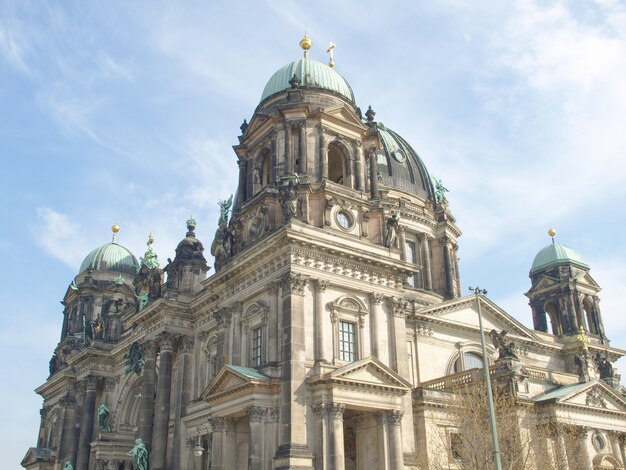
(530, 242), (589, 275)
(260, 57), (355, 103)
(79, 242), (139, 276)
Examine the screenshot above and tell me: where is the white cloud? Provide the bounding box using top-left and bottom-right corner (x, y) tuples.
(35, 207), (91, 268)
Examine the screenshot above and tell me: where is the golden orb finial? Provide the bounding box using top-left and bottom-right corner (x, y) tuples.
(548, 228), (556, 237)
(299, 33), (312, 56)
(112, 224), (120, 233)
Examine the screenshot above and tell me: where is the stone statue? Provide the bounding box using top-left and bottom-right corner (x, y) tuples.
(49, 351), (58, 377)
(434, 179), (449, 204)
(240, 119), (248, 134)
(164, 258), (179, 289)
(124, 342), (145, 375)
(574, 350), (591, 382)
(384, 212), (400, 248)
(594, 353), (615, 379)
(218, 195), (233, 222)
(97, 403), (111, 433)
(365, 105), (376, 123)
(489, 330), (519, 360)
(127, 437), (148, 470)
(281, 180), (299, 221)
(63, 460), (74, 470)
(211, 217), (231, 267)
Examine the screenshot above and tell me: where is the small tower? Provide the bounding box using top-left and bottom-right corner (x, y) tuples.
(526, 229), (606, 341)
(164, 217), (209, 297)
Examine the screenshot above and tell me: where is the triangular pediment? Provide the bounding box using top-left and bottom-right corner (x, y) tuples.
(535, 380), (626, 412)
(21, 447), (54, 466)
(418, 296), (540, 342)
(324, 106), (365, 127)
(326, 356), (411, 390)
(201, 364), (276, 402)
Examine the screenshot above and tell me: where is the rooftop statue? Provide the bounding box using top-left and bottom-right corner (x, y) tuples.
(218, 195), (233, 222)
(434, 179), (449, 204)
(489, 329), (519, 360)
(384, 212), (400, 248)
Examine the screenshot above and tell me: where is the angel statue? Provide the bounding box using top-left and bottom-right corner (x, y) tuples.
(218, 195), (233, 223)
(489, 329), (519, 360)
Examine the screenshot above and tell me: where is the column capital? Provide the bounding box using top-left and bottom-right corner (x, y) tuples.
(281, 273), (308, 296)
(326, 402), (345, 420)
(387, 297), (410, 318)
(178, 335), (195, 354)
(312, 278), (329, 292)
(369, 292), (384, 304)
(142, 339), (160, 357)
(157, 332), (179, 352)
(85, 375), (99, 391)
(266, 280), (281, 295)
(383, 409), (404, 425)
(246, 405), (266, 423)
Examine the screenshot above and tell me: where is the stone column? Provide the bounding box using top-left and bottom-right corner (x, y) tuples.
(399, 226), (407, 262)
(577, 427), (591, 468)
(319, 126), (328, 179)
(56, 395), (75, 465)
(209, 418), (225, 470)
(353, 140), (364, 191)
(284, 122), (293, 175)
(269, 130), (278, 182)
(327, 403), (345, 470)
(420, 235), (433, 290)
(385, 411), (404, 470)
(453, 245), (461, 297)
(236, 156), (247, 206)
(369, 293), (386, 364)
(275, 273), (313, 468)
(368, 148), (379, 199)
(68, 381), (85, 466)
(223, 419), (237, 468)
(138, 340), (159, 450)
(171, 336), (194, 469)
(246, 406), (266, 470)
(76, 376), (98, 470)
(554, 430), (569, 470)
(313, 279), (329, 363)
(298, 120), (307, 174)
(609, 431), (624, 466)
(313, 405), (327, 470)
(151, 332), (178, 470)
(267, 282), (280, 365)
(441, 237), (455, 299)
(231, 302), (242, 365)
(618, 433), (626, 467)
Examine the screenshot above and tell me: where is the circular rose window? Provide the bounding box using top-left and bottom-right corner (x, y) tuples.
(336, 210), (353, 230)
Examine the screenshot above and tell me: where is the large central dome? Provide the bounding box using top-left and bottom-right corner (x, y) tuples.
(260, 57), (355, 104)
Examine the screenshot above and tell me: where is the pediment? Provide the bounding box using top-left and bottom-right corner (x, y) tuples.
(322, 106), (366, 129)
(21, 447), (53, 466)
(536, 380), (626, 412)
(531, 274), (560, 291)
(418, 296), (540, 342)
(201, 364), (276, 403)
(325, 356), (411, 390)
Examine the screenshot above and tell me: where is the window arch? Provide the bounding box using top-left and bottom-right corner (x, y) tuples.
(328, 142), (348, 186)
(544, 301), (562, 335)
(582, 297), (598, 335)
(453, 352), (484, 374)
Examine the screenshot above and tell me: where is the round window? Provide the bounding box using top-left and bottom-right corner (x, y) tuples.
(336, 210), (353, 230)
(592, 432), (605, 452)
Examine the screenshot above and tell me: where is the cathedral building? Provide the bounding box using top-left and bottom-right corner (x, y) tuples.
(22, 36), (626, 470)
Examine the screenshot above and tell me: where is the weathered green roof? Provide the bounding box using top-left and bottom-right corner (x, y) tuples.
(533, 382), (589, 402)
(530, 241), (589, 275)
(260, 57), (355, 103)
(228, 364), (271, 381)
(79, 242), (139, 276)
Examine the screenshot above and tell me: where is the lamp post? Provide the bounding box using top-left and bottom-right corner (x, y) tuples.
(192, 425), (211, 469)
(469, 286), (502, 470)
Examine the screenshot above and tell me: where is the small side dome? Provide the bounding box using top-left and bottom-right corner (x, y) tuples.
(260, 57), (355, 104)
(374, 123), (435, 200)
(79, 242), (139, 276)
(530, 241), (589, 275)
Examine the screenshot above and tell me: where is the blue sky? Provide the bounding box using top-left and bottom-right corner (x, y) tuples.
(2, 1), (626, 466)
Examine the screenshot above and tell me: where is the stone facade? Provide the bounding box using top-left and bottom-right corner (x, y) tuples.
(23, 47), (626, 470)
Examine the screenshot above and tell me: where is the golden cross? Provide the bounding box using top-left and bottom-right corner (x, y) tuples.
(577, 325), (590, 351)
(327, 42), (336, 68)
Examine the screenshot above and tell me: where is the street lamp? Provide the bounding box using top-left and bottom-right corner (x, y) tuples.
(469, 286), (502, 470)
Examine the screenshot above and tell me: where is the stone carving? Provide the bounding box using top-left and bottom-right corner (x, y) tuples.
(240, 119), (249, 134)
(594, 353), (615, 379)
(246, 405), (266, 423)
(326, 403), (345, 419)
(574, 350), (591, 382)
(127, 437), (148, 470)
(586, 388), (607, 408)
(133, 234), (164, 309)
(281, 179), (299, 221)
(218, 195), (233, 222)
(211, 216), (236, 270)
(248, 205), (267, 241)
(365, 105), (376, 123)
(281, 273), (308, 296)
(289, 73), (301, 88)
(124, 342), (145, 375)
(384, 212), (400, 248)
(98, 403), (112, 433)
(489, 330), (519, 360)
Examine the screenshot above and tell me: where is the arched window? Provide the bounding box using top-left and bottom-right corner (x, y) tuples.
(544, 301), (561, 335)
(328, 143), (347, 186)
(261, 153), (270, 187)
(453, 352), (484, 373)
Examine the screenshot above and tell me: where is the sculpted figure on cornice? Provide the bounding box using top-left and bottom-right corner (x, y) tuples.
(384, 212), (401, 248)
